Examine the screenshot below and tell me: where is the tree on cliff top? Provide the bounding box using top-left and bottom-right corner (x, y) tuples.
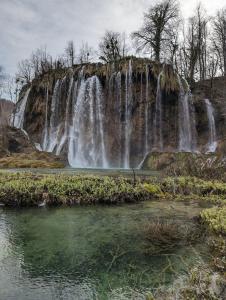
(65, 41), (76, 67)
(212, 9), (226, 76)
(99, 31), (128, 62)
(132, 0), (179, 62)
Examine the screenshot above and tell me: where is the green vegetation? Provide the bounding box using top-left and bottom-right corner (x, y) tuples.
(2, 172), (226, 207)
(0, 171), (226, 298)
(201, 207), (226, 234)
(0, 172), (154, 207)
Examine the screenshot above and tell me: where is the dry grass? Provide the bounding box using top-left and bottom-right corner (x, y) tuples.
(143, 220), (202, 254)
(0, 152), (65, 169)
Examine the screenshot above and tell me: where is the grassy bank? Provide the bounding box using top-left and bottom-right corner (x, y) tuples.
(0, 172), (153, 207)
(1, 172), (226, 207)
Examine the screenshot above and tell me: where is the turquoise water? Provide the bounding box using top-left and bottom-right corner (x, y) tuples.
(0, 201), (210, 299)
(2, 168), (160, 178)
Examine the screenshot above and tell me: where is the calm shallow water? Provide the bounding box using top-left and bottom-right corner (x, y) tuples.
(0, 201), (210, 300)
(3, 168), (160, 178)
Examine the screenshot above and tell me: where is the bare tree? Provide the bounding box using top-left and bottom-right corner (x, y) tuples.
(78, 42), (94, 64)
(31, 47), (53, 76)
(99, 31), (127, 62)
(132, 0), (179, 62)
(5, 76), (16, 102)
(17, 59), (33, 83)
(212, 9), (226, 76)
(179, 4), (209, 84)
(0, 66), (6, 98)
(65, 41), (76, 67)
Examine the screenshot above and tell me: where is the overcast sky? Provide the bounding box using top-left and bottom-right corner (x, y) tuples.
(1, 0), (226, 76)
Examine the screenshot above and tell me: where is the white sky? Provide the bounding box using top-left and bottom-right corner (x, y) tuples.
(0, 0), (226, 76)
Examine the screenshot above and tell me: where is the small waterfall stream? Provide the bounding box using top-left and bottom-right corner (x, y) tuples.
(205, 99), (217, 152)
(116, 71), (122, 166)
(144, 65), (149, 154)
(153, 72), (163, 151)
(123, 60), (133, 169)
(178, 77), (197, 152)
(42, 87), (49, 151)
(56, 77), (74, 155)
(12, 88), (31, 129)
(44, 79), (62, 152)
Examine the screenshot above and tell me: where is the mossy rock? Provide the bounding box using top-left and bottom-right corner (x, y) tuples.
(141, 152), (226, 180)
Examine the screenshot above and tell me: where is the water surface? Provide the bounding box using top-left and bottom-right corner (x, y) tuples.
(0, 201), (210, 299)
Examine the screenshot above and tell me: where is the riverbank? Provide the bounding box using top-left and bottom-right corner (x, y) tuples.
(1, 172), (226, 207)
(0, 172), (152, 207)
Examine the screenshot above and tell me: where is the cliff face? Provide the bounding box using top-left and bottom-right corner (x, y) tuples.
(192, 77), (226, 152)
(0, 99), (14, 127)
(12, 58), (226, 168)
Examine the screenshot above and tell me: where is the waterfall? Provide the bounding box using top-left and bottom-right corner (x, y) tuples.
(144, 65), (149, 154)
(44, 79), (62, 152)
(153, 72), (163, 151)
(116, 71), (122, 166)
(95, 77), (108, 168)
(205, 99), (217, 152)
(56, 77), (74, 155)
(12, 88), (31, 129)
(68, 75), (108, 168)
(42, 87), (49, 151)
(178, 77), (197, 152)
(17, 62), (213, 169)
(124, 60), (133, 169)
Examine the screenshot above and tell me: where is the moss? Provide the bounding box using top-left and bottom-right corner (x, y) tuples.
(201, 207), (226, 234)
(0, 152), (65, 169)
(161, 65), (180, 93)
(0, 157), (64, 169)
(0, 172), (151, 207)
(143, 183), (163, 197)
(160, 176), (226, 199)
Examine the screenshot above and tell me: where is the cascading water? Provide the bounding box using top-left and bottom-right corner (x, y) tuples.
(205, 99), (217, 152)
(116, 71), (122, 166)
(124, 60), (133, 169)
(12, 88), (31, 129)
(42, 87), (49, 151)
(15, 61), (214, 170)
(153, 72), (163, 151)
(44, 79), (62, 152)
(68, 74), (108, 168)
(144, 65), (150, 154)
(178, 77), (197, 152)
(56, 77), (74, 155)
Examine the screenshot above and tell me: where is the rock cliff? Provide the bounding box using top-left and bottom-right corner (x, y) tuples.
(11, 57), (226, 168)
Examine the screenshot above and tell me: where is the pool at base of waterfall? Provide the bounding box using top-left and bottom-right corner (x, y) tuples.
(0, 201), (211, 300)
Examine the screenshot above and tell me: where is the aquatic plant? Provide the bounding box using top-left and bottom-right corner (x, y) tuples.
(143, 183), (163, 197)
(201, 207), (226, 235)
(143, 220), (202, 254)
